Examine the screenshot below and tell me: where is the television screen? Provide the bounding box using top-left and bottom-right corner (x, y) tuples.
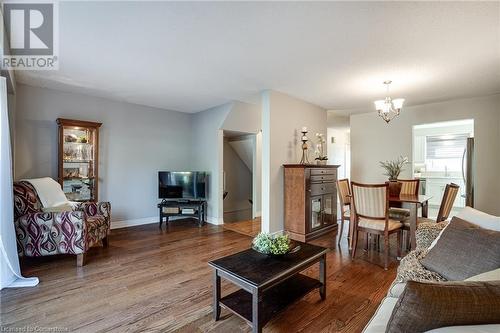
(158, 171), (208, 199)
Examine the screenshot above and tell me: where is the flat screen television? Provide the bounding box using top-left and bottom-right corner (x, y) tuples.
(158, 171), (208, 200)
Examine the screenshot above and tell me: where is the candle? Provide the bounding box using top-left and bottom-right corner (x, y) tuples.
(301, 127), (308, 132)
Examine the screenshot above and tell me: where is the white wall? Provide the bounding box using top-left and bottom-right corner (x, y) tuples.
(191, 100), (261, 224)
(253, 132), (262, 217)
(223, 138), (252, 222)
(262, 90), (327, 233)
(327, 113), (350, 179)
(15, 84), (193, 225)
(350, 94), (500, 215)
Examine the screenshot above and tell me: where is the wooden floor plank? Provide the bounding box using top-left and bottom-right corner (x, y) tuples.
(1, 219), (397, 332)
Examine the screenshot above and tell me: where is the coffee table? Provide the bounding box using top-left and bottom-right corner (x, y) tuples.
(208, 242), (328, 333)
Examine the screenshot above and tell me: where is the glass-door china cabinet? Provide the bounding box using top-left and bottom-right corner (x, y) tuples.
(57, 118), (102, 202)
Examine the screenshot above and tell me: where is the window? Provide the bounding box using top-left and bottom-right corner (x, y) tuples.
(426, 134), (469, 159)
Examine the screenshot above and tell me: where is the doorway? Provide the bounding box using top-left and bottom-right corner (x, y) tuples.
(222, 130), (261, 237)
(412, 119), (474, 218)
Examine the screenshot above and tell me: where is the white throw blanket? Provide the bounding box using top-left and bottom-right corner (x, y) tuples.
(22, 177), (72, 210)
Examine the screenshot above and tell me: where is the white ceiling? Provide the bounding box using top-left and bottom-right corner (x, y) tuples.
(17, 1), (500, 114)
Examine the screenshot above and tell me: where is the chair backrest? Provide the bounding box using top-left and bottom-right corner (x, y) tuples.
(337, 178), (351, 206)
(398, 179), (420, 196)
(13, 181), (43, 220)
(436, 183), (460, 222)
(351, 182), (388, 220)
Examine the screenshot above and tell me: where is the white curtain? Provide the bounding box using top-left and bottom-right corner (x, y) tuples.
(0, 77), (38, 289)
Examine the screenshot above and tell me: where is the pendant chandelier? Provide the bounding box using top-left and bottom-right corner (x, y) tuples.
(374, 80), (404, 123)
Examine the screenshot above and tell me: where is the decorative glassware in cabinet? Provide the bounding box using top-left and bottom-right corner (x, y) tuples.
(57, 118), (102, 202)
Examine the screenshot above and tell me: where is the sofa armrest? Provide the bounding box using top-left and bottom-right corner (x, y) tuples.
(74, 201), (111, 219)
(416, 222), (448, 250)
(15, 211), (86, 256)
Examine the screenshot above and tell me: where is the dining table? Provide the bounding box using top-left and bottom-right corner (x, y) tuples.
(389, 194), (432, 250)
(348, 194), (433, 251)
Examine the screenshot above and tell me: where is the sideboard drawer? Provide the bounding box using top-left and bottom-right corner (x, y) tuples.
(310, 168), (337, 176)
(310, 175), (336, 183)
(310, 183), (336, 195)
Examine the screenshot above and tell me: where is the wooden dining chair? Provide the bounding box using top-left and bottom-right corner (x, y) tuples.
(351, 182), (402, 270)
(399, 179), (420, 196)
(416, 183), (460, 225)
(336, 178), (351, 246)
(389, 179), (420, 249)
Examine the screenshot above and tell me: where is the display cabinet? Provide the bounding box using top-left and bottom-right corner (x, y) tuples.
(57, 118), (102, 202)
(283, 164), (339, 242)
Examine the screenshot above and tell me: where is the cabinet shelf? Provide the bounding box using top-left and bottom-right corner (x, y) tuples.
(64, 142), (93, 145)
(58, 118), (102, 202)
(63, 159), (93, 163)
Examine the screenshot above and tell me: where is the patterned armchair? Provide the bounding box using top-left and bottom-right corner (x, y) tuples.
(13, 181), (111, 266)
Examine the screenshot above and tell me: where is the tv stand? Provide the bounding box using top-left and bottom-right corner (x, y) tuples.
(157, 199), (207, 231)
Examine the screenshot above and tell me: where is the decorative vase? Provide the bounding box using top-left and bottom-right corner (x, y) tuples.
(316, 159), (327, 165)
(387, 180), (402, 197)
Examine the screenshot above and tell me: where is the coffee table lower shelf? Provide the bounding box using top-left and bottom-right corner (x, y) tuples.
(220, 274), (322, 326)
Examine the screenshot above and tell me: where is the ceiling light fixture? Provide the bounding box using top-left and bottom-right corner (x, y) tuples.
(374, 80), (404, 123)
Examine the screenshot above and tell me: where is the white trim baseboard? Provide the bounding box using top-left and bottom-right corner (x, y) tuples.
(206, 216), (224, 225)
(270, 229), (284, 236)
(111, 216), (157, 229)
(111, 215), (223, 229)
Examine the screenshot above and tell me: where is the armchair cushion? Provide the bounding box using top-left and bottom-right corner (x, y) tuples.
(16, 211), (85, 256)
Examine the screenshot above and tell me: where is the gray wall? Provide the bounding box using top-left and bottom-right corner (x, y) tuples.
(190, 103), (230, 223)
(15, 84), (193, 224)
(350, 94), (500, 216)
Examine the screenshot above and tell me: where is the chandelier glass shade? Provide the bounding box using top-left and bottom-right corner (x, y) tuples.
(374, 81), (404, 123)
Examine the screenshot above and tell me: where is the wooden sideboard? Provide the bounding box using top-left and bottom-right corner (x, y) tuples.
(283, 164), (340, 242)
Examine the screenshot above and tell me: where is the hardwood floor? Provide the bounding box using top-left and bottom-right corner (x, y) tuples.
(223, 217), (261, 237)
(1, 219), (398, 333)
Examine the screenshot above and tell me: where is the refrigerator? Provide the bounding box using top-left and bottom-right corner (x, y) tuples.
(462, 137), (475, 207)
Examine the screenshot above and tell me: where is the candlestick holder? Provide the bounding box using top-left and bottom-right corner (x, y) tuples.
(299, 130), (310, 164)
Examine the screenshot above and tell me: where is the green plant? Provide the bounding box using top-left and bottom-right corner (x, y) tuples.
(252, 233), (291, 255)
(379, 156), (408, 180)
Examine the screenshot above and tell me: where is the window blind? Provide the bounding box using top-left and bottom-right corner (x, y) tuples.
(426, 134), (468, 159)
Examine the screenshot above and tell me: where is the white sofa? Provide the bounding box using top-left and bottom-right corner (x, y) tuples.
(363, 207), (500, 333)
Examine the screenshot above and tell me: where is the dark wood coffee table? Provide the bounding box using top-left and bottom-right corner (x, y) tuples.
(208, 242), (328, 333)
